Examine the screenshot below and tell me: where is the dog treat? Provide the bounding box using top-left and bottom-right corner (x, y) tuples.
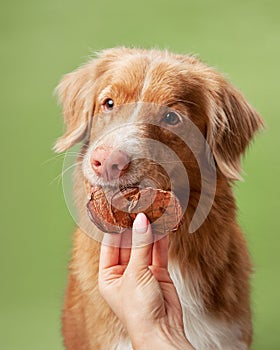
(86, 186), (183, 234)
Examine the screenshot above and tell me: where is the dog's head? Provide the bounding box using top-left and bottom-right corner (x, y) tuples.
(54, 48), (263, 202)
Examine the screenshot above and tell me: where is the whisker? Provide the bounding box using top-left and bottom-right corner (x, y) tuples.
(49, 161), (83, 186)
(42, 153), (67, 166)
(42, 152), (85, 166)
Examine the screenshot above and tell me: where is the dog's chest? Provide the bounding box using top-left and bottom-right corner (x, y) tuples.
(168, 264), (247, 350)
(113, 262), (247, 350)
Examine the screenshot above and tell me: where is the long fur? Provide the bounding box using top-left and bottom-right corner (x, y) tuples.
(54, 48), (263, 350)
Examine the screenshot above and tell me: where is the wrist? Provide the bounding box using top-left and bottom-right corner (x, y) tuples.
(129, 323), (194, 350)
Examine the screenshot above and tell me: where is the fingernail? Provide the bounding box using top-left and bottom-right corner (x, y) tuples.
(134, 213), (149, 234)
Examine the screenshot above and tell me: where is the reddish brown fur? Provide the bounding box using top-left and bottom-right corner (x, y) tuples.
(55, 48), (264, 349)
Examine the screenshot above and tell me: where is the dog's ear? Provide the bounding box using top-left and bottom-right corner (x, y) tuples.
(53, 62), (98, 153)
(207, 79), (264, 180)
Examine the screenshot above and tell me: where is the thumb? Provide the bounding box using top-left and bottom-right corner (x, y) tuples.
(128, 213), (153, 267)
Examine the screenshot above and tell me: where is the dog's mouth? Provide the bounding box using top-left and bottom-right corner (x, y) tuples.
(85, 173), (170, 199)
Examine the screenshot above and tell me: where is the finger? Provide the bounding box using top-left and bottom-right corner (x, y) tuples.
(119, 229), (132, 265)
(128, 213), (153, 267)
(152, 233), (169, 268)
(99, 233), (121, 270)
(119, 248), (131, 265)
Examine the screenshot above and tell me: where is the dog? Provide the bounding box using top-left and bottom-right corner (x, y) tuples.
(54, 47), (263, 350)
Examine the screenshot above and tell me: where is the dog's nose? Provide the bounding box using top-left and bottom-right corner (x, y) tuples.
(91, 146), (130, 181)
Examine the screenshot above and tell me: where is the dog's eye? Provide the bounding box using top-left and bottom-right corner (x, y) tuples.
(103, 98), (114, 111)
(162, 112), (180, 126)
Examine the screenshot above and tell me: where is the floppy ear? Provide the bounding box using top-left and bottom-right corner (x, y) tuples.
(207, 80), (264, 180)
(53, 62), (97, 153)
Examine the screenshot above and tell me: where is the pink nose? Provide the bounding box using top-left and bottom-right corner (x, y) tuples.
(91, 146), (130, 181)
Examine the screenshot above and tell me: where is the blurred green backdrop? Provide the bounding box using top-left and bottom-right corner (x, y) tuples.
(1, 0), (279, 349)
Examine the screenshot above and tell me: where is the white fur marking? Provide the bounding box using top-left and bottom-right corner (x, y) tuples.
(115, 339), (133, 350)
(128, 102), (142, 122)
(169, 262), (247, 350)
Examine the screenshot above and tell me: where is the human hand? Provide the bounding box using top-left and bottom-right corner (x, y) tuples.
(98, 213), (194, 350)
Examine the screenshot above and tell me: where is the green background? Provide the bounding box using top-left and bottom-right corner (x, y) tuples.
(1, 0), (279, 349)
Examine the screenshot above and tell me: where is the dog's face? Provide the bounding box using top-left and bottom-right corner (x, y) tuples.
(55, 48), (263, 202)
